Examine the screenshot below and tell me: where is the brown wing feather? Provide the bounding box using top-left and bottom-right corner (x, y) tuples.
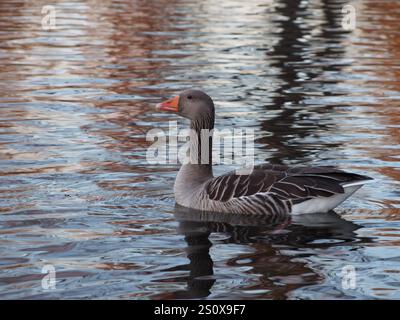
(206, 165), (371, 203)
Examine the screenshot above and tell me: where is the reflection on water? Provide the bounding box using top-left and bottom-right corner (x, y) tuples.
(0, 0), (399, 299)
(169, 206), (368, 299)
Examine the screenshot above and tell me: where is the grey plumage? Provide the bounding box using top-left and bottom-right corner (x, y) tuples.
(157, 89), (373, 216)
(206, 165), (371, 204)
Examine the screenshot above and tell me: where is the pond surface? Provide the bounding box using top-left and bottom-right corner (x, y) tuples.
(0, 0), (400, 299)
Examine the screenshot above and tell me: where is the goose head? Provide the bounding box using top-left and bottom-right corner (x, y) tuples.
(156, 89), (215, 124)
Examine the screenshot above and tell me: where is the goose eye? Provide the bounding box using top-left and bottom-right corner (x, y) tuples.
(187, 95), (192, 100)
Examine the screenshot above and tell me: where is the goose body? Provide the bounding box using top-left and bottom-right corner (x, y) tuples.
(156, 90), (372, 216)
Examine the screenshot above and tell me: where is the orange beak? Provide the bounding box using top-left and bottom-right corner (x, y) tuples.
(156, 95), (180, 112)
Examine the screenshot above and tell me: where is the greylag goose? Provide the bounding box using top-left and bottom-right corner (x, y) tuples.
(156, 89), (372, 216)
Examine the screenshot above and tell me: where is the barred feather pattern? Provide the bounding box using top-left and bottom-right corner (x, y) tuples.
(191, 190), (291, 217)
(201, 164), (372, 215)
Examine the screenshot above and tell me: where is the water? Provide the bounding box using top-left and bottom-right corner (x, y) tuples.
(0, 0), (399, 299)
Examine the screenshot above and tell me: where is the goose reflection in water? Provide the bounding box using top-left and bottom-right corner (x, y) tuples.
(155, 207), (372, 299)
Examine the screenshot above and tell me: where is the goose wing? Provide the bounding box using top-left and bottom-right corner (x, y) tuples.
(206, 165), (371, 204)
